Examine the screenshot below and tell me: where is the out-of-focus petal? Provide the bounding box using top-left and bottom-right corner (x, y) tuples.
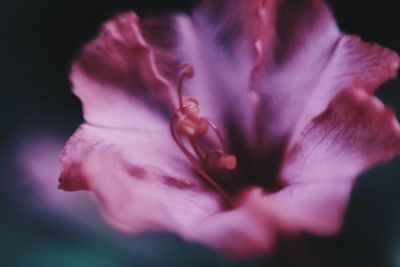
(18, 134), (104, 227)
(263, 181), (353, 234)
(185, 188), (275, 258)
(186, 182), (351, 256)
(59, 124), (222, 233)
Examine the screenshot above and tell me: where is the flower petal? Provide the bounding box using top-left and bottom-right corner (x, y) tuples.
(254, 0), (400, 149)
(263, 181), (353, 234)
(59, 124), (222, 233)
(275, 87), (400, 234)
(289, 36), (400, 145)
(283, 88), (400, 184)
(185, 188), (276, 258)
(71, 12), (174, 130)
(184, 180), (352, 257)
(189, 0), (268, 134)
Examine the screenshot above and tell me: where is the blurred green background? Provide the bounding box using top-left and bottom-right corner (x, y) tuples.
(1, 0), (400, 266)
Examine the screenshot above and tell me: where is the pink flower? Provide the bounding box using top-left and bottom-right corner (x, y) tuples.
(59, 0), (400, 257)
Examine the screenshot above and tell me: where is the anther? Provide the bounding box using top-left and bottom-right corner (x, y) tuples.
(178, 116), (208, 136)
(181, 97), (200, 116)
(180, 63), (194, 78)
(221, 154), (237, 170)
(206, 150), (237, 171)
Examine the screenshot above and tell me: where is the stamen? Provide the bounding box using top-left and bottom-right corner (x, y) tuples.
(178, 116), (208, 136)
(170, 112), (232, 204)
(221, 154), (237, 170)
(170, 63), (237, 205)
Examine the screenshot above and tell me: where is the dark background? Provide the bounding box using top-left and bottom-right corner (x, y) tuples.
(1, 1), (400, 266)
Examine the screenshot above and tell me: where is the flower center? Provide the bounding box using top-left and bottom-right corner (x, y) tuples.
(169, 63), (236, 205)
